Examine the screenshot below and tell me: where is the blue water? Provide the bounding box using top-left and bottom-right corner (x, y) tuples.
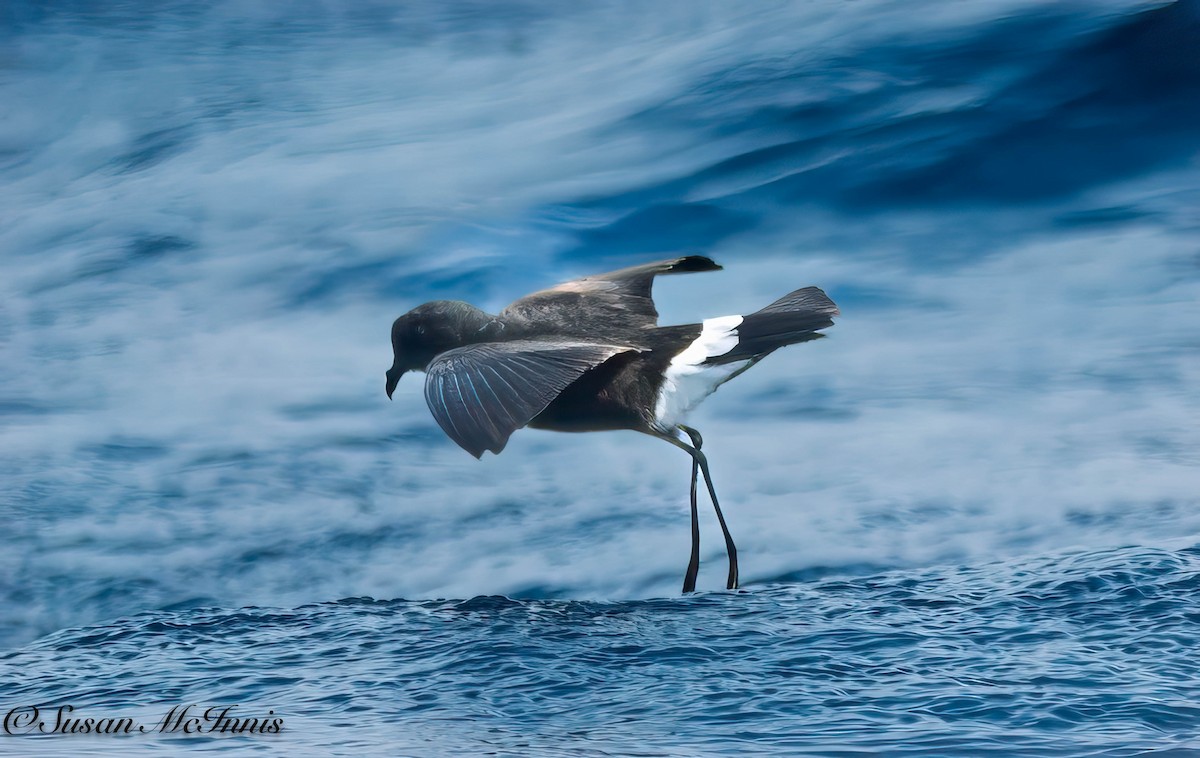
(2, 1), (1199, 755)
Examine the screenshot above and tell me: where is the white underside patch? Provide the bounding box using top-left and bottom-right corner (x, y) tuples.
(654, 314), (747, 430)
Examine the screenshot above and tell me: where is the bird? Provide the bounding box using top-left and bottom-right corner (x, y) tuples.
(385, 256), (838, 593)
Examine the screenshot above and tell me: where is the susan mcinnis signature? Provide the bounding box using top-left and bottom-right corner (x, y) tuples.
(3, 704), (283, 735)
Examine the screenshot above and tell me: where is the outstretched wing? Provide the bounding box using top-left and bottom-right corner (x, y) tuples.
(500, 255), (722, 332)
(424, 340), (637, 458)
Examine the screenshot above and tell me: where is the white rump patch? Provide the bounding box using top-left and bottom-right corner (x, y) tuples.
(654, 315), (747, 430)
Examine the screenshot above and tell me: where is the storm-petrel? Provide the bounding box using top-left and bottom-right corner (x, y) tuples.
(386, 256), (838, 593)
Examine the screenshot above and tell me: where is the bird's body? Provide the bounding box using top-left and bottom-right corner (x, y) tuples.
(386, 256), (838, 592)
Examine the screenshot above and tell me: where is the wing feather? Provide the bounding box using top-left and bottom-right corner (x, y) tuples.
(424, 340), (637, 458)
(478, 365), (518, 427)
(499, 255), (721, 332)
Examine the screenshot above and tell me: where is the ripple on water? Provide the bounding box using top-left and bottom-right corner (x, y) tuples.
(3, 546), (1199, 756)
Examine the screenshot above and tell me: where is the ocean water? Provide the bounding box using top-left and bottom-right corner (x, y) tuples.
(2, 1), (1199, 755)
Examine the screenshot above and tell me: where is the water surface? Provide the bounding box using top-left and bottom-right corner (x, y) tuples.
(2, 1), (1199, 754)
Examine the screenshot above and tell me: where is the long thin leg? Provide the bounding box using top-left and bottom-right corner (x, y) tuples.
(680, 427), (702, 594)
(663, 427), (739, 591)
(695, 441), (739, 591)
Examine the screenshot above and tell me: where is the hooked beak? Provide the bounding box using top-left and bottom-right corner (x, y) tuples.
(385, 367), (405, 399)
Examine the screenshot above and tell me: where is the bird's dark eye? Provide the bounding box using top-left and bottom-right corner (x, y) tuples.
(415, 324), (427, 337)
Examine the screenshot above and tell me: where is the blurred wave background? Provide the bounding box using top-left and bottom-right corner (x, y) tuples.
(2, 0), (1199, 654)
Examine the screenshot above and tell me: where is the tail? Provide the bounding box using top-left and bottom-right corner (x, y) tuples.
(707, 286), (838, 365)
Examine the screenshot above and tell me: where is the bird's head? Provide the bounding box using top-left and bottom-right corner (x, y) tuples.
(386, 300), (494, 399)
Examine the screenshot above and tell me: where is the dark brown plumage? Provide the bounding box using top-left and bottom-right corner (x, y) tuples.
(386, 256), (838, 592)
